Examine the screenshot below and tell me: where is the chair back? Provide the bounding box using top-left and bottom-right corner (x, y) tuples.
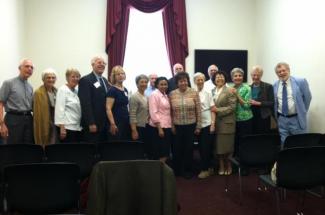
(276, 146), (325, 189)
(320, 134), (325, 146)
(0, 144), (44, 180)
(87, 160), (177, 215)
(239, 134), (281, 167)
(283, 133), (323, 148)
(0, 144), (44, 167)
(45, 143), (97, 179)
(98, 141), (146, 161)
(4, 162), (80, 214)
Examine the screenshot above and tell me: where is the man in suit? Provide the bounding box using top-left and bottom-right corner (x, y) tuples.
(249, 65), (274, 134)
(168, 63), (184, 93)
(273, 62), (312, 143)
(78, 56), (111, 143)
(168, 63), (191, 93)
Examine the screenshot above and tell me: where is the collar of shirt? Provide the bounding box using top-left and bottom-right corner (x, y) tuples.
(92, 71), (103, 82)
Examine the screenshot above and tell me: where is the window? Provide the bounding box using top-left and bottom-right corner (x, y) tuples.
(123, 8), (171, 93)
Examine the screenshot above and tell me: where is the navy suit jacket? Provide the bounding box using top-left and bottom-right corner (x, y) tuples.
(78, 72), (110, 131)
(273, 76), (312, 130)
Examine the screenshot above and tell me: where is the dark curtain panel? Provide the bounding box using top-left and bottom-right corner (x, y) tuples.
(106, 0), (189, 75)
(162, 0), (188, 73)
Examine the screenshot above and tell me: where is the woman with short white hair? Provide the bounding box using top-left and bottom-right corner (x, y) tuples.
(193, 72), (216, 179)
(33, 68), (57, 146)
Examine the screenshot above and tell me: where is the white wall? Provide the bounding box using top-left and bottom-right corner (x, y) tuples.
(0, 0), (25, 85)
(24, 0), (107, 88)
(2, 0), (324, 132)
(186, 0), (257, 77)
(256, 0), (325, 132)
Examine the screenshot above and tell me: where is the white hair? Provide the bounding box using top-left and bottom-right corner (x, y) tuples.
(91, 55), (107, 65)
(41, 68), (57, 80)
(193, 72), (206, 82)
(208, 64), (218, 72)
(251, 65), (264, 76)
(18, 58), (33, 69)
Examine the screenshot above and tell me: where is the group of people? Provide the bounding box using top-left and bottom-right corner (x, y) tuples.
(0, 57), (312, 179)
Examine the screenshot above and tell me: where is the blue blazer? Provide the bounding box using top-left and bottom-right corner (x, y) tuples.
(273, 76), (312, 129)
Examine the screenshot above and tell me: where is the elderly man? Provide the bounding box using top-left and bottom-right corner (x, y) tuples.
(249, 65), (274, 134)
(0, 59), (34, 144)
(78, 56), (111, 143)
(168, 63), (191, 93)
(273, 62), (312, 144)
(144, 73), (158, 97)
(204, 64), (218, 92)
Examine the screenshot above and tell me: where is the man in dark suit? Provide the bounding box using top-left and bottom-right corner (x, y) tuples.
(249, 65), (274, 134)
(167, 63), (191, 93)
(273, 62), (312, 144)
(78, 56), (111, 143)
(168, 63), (184, 93)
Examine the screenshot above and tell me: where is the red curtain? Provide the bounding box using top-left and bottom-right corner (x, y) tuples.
(106, 0), (189, 74)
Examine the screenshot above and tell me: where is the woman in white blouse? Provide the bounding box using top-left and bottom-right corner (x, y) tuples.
(55, 68), (82, 143)
(193, 72), (216, 179)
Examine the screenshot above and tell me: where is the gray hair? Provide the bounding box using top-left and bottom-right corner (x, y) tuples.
(275, 62), (290, 72)
(230, 67), (244, 78)
(193, 72), (206, 82)
(18, 58), (33, 69)
(135, 74), (149, 85)
(251, 65), (264, 76)
(41, 68), (57, 80)
(208, 64), (218, 72)
(91, 56), (106, 65)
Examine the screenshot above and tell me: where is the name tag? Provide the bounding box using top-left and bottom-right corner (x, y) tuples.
(93, 81), (100, 88)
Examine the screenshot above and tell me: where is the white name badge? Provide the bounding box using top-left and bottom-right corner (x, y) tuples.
(94, 81), (100, 88)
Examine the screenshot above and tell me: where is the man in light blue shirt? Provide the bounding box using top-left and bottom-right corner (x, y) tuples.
(145, 73), (157, 97)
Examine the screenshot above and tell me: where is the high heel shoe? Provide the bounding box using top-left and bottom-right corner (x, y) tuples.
(225, 167), (232, 175)
(218, 169), (225, 175)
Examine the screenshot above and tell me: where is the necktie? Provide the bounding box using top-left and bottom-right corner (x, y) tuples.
(99, 77), (107, 93)
(282, 81), (288, 115)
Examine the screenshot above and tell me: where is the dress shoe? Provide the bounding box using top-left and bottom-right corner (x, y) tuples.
(198, 170), (210, 179)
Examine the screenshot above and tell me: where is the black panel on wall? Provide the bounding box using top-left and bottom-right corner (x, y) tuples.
(194, 49), (248, 83)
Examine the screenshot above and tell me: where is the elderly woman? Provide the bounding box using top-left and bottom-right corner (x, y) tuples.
(129, 74), (149, 154)
(106, 65), (130, 141)
(249, 65), (275, 134)
(170, 72), (201, 179)
(230, 68), (253, 166)
(55, 68), (82, 143)
(193, 72), (216, 179)
(212, 71), (237, 175)
(33, 68), (57, 147)
(148, 77), (172, 162)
